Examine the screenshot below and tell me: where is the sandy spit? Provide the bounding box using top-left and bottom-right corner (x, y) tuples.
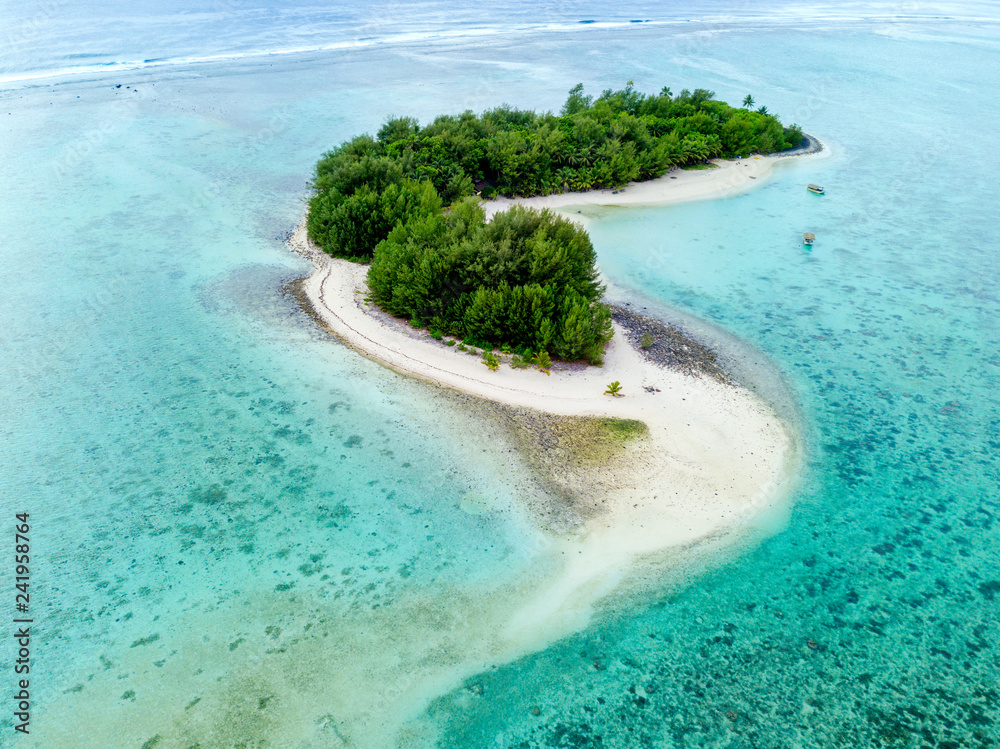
(287, 143), (824, 642)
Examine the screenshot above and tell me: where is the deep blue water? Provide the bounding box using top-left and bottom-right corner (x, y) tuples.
(2, 2), (998, 747)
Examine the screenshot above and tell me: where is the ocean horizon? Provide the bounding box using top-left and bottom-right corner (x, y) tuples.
(2, 2), (999, 746)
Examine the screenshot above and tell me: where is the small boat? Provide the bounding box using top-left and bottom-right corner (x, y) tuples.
(808, 184), (825, 195)
(803, 232), (816, 246)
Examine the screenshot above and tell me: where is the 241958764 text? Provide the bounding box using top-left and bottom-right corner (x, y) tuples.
(13, 512), (31, 735)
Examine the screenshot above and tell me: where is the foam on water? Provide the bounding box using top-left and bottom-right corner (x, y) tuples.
(3, 0), (995, 86)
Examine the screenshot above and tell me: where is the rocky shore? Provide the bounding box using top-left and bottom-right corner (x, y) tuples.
(610, 305), (732, 384)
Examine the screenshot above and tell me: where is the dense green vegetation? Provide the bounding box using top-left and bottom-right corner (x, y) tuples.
(367, 200), (612, 364)
(306, 83), (802, 363)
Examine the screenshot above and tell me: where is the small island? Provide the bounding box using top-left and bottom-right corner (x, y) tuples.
(292, 84), (818, 612)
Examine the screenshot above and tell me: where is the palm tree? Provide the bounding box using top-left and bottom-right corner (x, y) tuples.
(742, 94), (755, 109)
(532, 351), (552, 375)
(566, 146), (589, 169)
(555, 167), (575, 190)
(757, 105), (769, 115)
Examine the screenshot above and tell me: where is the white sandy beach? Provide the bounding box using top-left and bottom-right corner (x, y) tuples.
(289, 149), (813, 632)
(481, 152), (781, 221)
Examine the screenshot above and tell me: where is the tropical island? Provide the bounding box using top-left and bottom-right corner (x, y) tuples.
(291, 83), (819, 607)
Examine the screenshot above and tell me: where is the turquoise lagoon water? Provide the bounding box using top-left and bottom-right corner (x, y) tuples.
(2, 5), (999, 748)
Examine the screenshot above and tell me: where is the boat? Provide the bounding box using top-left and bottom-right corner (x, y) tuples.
(803, 232), (816, 246)
(808, 183), (825, 195)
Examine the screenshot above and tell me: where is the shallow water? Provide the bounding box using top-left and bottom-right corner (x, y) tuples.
(2, 4), (999, 748)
